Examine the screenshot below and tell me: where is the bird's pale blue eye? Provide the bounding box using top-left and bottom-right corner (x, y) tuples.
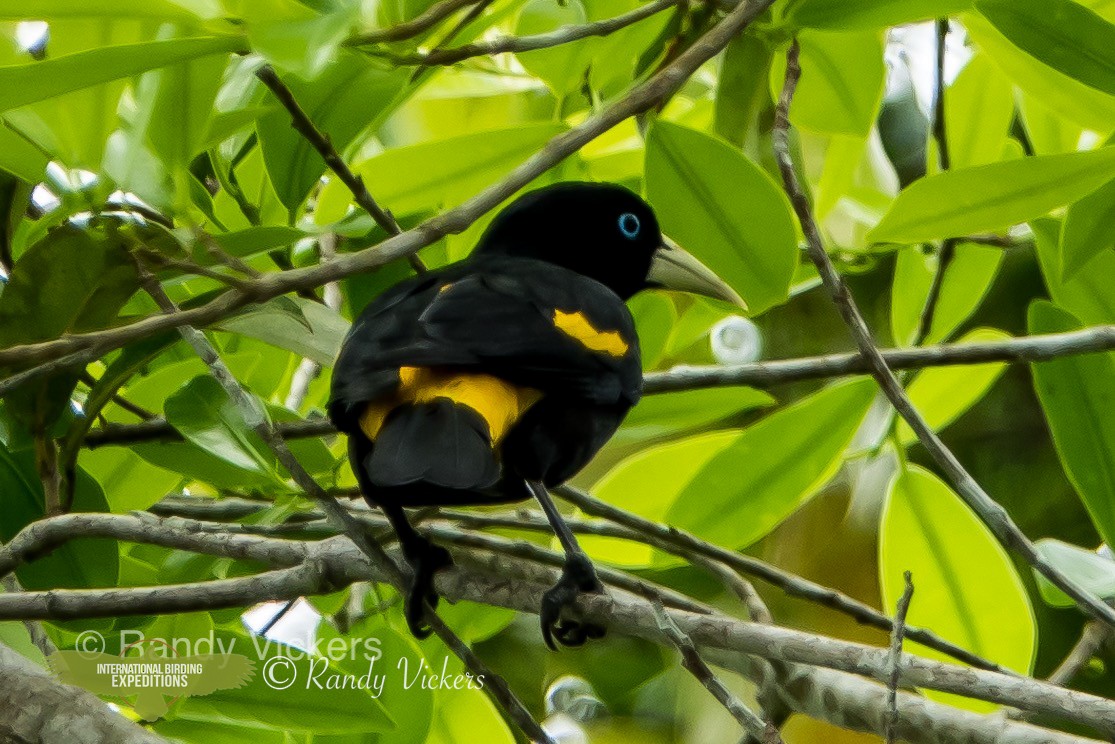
(618, 212), (640, 239)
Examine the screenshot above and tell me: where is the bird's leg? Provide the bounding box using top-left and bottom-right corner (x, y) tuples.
(380, 502), (453, 639)
(526, 480), (606, 649)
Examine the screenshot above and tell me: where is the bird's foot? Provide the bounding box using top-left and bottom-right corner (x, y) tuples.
(540, 552), (606, 650)
(404, 541), (453, 640)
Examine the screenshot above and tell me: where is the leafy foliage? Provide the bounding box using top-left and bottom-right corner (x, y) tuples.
(0, 0), (1114, 742)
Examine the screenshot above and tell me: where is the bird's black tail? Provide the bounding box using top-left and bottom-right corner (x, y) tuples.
(365, 399), (500, 490)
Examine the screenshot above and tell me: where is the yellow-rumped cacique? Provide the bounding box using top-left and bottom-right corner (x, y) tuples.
(329, 181), (744, 648)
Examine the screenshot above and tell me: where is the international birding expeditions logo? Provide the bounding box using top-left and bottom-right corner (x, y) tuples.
(49, 630), (254, 721)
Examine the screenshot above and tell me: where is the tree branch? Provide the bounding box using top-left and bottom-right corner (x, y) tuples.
(653, 601), (784, 744)
(365, 0), (680, 66)
(0, 641), (170, 744)
(0, 0), (778, 382)
(253, 65), (425, 274)
(772, 39), (1115, 629)
(72, 323), (1115, 447)
(885, 572), (914, 744)
(0, 528), (1112, 740)
(346, 0), (484, 46)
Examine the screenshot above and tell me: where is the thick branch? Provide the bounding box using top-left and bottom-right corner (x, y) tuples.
(0, 532), (1111, 740)
(0, 642), (169, 744)
(772, 40), (1115, 629)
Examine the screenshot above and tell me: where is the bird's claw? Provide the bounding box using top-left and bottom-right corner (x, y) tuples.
(404, 542), (453, 639)
(540, 553), (606, 650)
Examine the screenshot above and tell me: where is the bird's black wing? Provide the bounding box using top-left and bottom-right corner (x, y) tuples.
(328, 257), (642, 434)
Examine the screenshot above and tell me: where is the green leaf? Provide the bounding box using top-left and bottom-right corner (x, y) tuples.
(946, 52), (1014, 168)
(1061, 177), (1115, 280)
(1029, 301), (1115, 547)
(588, 378), (875, 564)
(714, 34), (774, 147)
(965, 11), (1115, 132)
(645, 121), (798, 315)
(880, 464), (1036, 711)
(248, 2), (360, 79)
(256, 54), (409, 213)
(976, 0), (1115, 97)
(618, 387), (775, 444)
(1033, 217), (1115, 324)
(0, 622), (46, 667)
(897, 328), (1011, 446)
(514, 0), (596, 94)
(0, 125), (49, 182)
(890, 243), (1003, 346)
(147, 48), (227, 171)
(628, 291), (676, 369)
(315, 123), (566, 225)
(0, 0), (218, 21)
(163, 375), (284, 483)
(870, 147), (1115, 244)
(173, 629), (394, 733)
(774, 29), (886, 136)
(0, 443), (119, 591)
(1034, 539), (1115, 608)
(217, 297), (349, 367)
(0, 36), (244, 113)
(0, 225), (138, 429)
(787, 0), (973, 30)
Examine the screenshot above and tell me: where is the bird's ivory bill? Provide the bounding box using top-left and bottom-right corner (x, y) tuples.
(648, 236), (748, 310)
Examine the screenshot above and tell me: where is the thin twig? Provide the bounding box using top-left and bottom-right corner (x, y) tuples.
(0, 0), (778, 379)
(253, 64), (425, 274)
(555, 485), (1011, 675)
(653, 601), (784, 743)
(914, 19), (955, 346)
(773, 39), (1115, 630)
(137, 271), (552, 744)
(368, 0), (679, 67)
(886, 572), (915, 744)
(346, 0), (482, 45)
(1048, 622), (1110, 688)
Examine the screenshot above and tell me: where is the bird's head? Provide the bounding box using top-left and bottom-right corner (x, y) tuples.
(473, 182), (746, 308)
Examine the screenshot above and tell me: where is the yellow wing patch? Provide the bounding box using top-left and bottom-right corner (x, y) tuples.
(552, 310), (629, 358)
(360, 367), (541, 445)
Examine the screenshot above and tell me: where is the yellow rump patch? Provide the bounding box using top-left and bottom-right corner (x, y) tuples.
(360, 367), (541, 445)
(552, 309), (629, 358)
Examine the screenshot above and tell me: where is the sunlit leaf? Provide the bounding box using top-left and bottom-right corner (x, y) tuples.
(870, 147), (1115, 244)
(0, 36), (243, 113)
(976, 0), (1115, 97)
(898, 328), (1011, 446)
(1061, 177), (1115, 280)
(163, 375), (284, 484)
(773, 28), (886, 137)
(1033, 217), (1115, 324)
(645, 121), (798, 315)
(880, 464), (1036, 712)
(315, 123), (566, 224)
(590, 378), (875, 562)
(787, 0), (972, 30)
(890, 243), (1004, 347)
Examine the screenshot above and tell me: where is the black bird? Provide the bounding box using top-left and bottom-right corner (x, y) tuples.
(329, 181), (744, 648)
